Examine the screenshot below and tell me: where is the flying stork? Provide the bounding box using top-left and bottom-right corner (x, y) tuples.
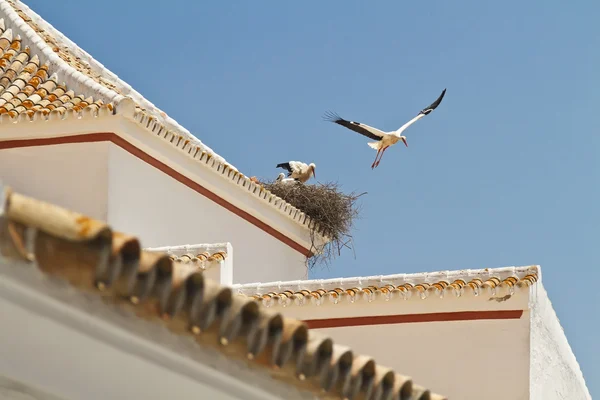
(276, 161), (316, 183)
(324, 88), (447, 169)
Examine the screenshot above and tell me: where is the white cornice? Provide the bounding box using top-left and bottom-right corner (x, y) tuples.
(0, 0), (329, 250)
(233, 265), (540, 308)
(0, 110), (326, 253)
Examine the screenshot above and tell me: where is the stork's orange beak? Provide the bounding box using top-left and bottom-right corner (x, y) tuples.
(312, 167), (316, 178)
(402, 137), (408, 147)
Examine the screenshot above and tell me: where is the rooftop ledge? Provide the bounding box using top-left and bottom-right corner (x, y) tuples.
(0, 0), (330, 259)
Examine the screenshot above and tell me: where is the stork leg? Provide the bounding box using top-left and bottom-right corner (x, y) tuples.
(374, 146), (389, 168)
(371, 149), (382, 169)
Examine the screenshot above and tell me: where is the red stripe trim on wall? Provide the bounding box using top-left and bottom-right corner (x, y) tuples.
(304, 310), (524, 329)
(0, 133), (313, 256)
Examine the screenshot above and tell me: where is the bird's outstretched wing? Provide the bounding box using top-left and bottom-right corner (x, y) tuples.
(419, 88), (446, 116)
(397, 88), (447, 134)
(276, 162), (293, 176)
(276, 161), (307, 176)
(323, 111), (385, 141)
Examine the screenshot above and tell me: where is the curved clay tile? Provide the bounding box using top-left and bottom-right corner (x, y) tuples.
(0, 186), (448, 399)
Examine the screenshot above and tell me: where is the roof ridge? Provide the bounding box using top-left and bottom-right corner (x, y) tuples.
(0, 0), (232, 167)
(0, 1), (120, 103)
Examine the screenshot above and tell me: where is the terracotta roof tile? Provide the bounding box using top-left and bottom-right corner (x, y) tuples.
(0, 1), (325, 238)
(7, 0), (123, 97)
(170, 251), (228, 264)
(0, 22), (109, 118)
(0, 185), (446, 400)
(234, 267), (540, 308)
(143, 245), (229, 279)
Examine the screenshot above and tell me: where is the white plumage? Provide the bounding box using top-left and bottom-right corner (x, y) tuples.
(275, 172), (297, 184)
(324, 88), (447, 169)
(276, 161), (316, 183)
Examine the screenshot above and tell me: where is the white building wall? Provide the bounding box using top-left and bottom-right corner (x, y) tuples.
(0, 143), (109, 221)
(0, 299), (243, 400)
(317, 318), (530, 400)
(530, 285), (591, 399)
(107, 145), (307, 284)
(259, 292), (532, 400)
(0, 114), (318, 285)
(1, 375), (70, 400)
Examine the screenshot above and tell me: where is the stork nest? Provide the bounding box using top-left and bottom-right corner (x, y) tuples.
(258, 178), (366, 269)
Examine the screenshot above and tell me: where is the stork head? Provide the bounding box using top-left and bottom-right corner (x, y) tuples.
(401, 136), (408, 147)
(309, 163), (316, 178)
(276, 172), (285, 182)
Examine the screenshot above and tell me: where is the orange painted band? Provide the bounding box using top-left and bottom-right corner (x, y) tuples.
(304, 310), (524, 329)
(0, 133), (313, 256)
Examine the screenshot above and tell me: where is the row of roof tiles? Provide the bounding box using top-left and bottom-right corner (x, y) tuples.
(0, 21), (106, 118)
(0, 185), (446, 400)
(0, 1), (324, 239)
(1, 0), (231, 167)
(234, 267), (540, 307)
(8, 0), (123, 96)
(146, 244), (229, 273)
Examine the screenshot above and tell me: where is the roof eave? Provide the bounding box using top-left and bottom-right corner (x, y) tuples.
(0, 257), (313, 400)
(0, 111), (326, 254)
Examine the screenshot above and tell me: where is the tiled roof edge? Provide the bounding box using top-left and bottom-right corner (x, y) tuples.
(0, 1), (122, 104)
(0, 101), (115, 124)
(5, 0), (200, 146)
(235, 266), (541, 290)
(0, 186), (447, 400)
(233, 266), (540, 307)
(0, 104), (321, 237)
(0, 1), (322, 237)
(145, 243), (231, 257)
(126, 107), (321, 235)
(146, 243), (229, 268)
(0, 0), (234, 169)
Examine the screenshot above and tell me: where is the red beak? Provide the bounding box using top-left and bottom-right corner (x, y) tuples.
(402, 138), (408, 147)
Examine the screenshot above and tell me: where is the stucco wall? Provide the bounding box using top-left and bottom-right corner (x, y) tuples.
(0, 294), (245, 400)
(0, 143), (109, 221)
(106, 144), (308, 284)
(316, 318), (530, 400)
(0, 375), (70, 400)
(259, 290), (533, 400)
(530, 285), (591, 399)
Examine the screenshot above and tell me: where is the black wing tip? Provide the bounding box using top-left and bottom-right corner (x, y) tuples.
(419, 88), (448, 115)
(276, 162), (292, 172)
(322, 110), (343, 123)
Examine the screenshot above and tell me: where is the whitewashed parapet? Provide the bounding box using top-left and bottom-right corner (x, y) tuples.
(233, 265), (541, 308)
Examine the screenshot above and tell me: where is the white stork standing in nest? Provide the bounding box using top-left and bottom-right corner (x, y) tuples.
(276, 161), (316, 183)
(324, 88), (447, 169)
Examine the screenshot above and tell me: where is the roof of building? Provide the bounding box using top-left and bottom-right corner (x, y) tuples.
(233, 266), (540, 308)
(145, 243), (229, 272)
(0, 0), (322, 241)
(0, 185), (446, 400)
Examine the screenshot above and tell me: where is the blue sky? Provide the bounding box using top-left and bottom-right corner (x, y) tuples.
(27, 0), (598, 394)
